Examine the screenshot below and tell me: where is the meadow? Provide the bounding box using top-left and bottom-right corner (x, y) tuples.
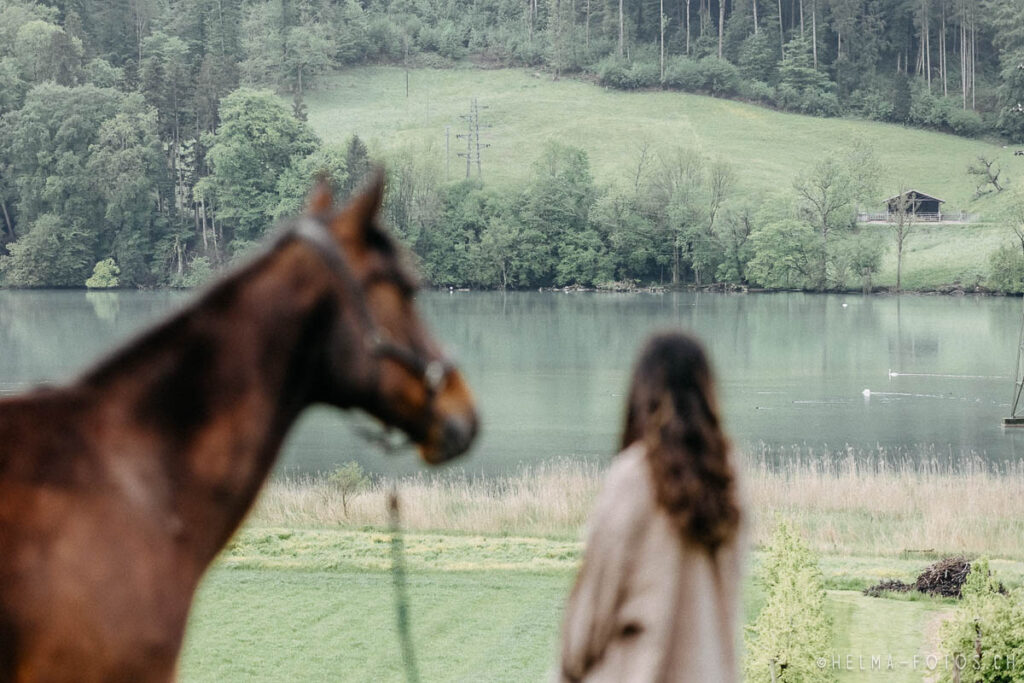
(180, 529), (1014, 682)
(304, 67), (1024, 291)
(305, 67), (1013, 206)
(178, 453), (1024, 681)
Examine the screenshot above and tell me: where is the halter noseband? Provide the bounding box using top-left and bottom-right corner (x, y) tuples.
(286, 216), (454, 399)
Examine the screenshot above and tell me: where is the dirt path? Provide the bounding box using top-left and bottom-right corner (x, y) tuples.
(922, 608), (957, 683)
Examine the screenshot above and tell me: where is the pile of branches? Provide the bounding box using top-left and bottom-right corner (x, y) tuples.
(863, 556), (972, 598)
(914, 556), (972, 598)
(862, 579), (912, 598)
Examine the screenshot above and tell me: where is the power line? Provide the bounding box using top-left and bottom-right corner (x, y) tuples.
(454, 98), (490, 180)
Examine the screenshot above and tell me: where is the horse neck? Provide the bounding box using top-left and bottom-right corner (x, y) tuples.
(79, 250), (338, 562)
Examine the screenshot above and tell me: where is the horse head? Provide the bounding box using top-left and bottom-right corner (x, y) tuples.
(293, 171), (478, 464)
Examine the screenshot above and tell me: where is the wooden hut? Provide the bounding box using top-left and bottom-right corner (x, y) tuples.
(884, 190), (945, 221)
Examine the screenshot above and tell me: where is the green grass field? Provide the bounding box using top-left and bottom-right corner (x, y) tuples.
(178, 528), (1020, 682)
(303, 66), (1024, 291)
(305, 66), (1018, 207)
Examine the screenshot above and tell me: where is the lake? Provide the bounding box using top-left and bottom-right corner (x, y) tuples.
(2, 289), (1023, 476)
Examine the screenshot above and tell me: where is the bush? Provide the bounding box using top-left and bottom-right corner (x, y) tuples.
(698, 56), (741, 96)
(829, 231), (883, 290)
(662, 56), (703, 91)
(948, 107), (985, 137)
(848, 88), (894, 122)
(908, 85), (953, 129)
(172, 256), (214, 288)
(773, 83), (802, 111)
(629, 61), (660, 88)
(595, 56), (631, 88)
(988, 244), (1024, 294)
(800, 89), (841, 117)
(739, 79), (774, 104)
(937, 559), (1024, 682)
(595, 57), (659, 89)
(491, 28), (546, 66)
(85, 258), (120, 288)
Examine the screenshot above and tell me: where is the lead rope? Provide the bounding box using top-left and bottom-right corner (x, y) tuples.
(388, 486), (421, 683)
(289, 217), (428, 680)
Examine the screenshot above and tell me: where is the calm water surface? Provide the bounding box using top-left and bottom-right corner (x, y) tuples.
(2, 290), (1022, 475)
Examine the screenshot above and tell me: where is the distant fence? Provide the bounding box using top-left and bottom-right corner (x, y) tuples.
(856, 211), (978, 223)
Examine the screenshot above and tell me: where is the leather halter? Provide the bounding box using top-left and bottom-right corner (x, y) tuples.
(285, 216), (453, 399)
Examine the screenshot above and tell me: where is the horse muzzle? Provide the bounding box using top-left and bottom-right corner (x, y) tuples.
(420, 410), (478, 465)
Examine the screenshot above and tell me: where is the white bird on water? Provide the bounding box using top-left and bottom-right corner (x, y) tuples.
(862, 388), (871, 398)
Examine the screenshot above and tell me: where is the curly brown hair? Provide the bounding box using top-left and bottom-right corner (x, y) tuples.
(620, 331), (740, 551)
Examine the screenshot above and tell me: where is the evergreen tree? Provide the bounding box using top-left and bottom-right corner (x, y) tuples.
(745, 521), (834, 683)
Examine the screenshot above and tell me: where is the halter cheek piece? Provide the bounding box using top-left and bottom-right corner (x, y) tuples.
(285, 216), (454, 400)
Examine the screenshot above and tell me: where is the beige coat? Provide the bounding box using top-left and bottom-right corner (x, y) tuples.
(557, 444), (744, 683)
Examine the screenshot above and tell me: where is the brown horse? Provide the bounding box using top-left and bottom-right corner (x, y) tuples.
(0, 174), (478, 682)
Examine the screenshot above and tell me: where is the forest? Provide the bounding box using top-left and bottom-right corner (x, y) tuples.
(1, 0), (1023, 291)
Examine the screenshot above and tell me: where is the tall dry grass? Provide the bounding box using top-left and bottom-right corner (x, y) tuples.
(251, 448), (1024, 558)
(255, 458), (602, 538)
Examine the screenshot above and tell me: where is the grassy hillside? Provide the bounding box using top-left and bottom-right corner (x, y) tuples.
(863, 221), (1009, 290)
(304, 66), (1024, 290)
(305, 67), (1019, 206)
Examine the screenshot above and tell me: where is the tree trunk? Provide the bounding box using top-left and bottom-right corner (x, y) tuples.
(619, 0), (625, 56)
(777, 0), (784, 57)
(529, 0), (535, 42)
(798, 0), (804, 37)
(718, 0), (724, 58)
(960, 11), (966, 109)
(752, 0), (758, 32)
(896, 238), (903, 292)
(924, 0), (931, 91)
(971, 19), (975, 109)
(200, 197), (209, 252)
(686, 0), (691, 54)
(811, 0), (817, 68)
(585, 0), (590, 47)
(0, 199), (13, 241)
(661, 0), (666, 78)
(672, 241), (680, 285)
(941, 4), (947, 96)
(819, 227), (828, 291)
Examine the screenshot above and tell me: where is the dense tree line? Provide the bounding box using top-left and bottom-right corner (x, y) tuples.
(0, 0), (373, 287)
(0, 0), (1020, 292)
(385, 137), (888, 292)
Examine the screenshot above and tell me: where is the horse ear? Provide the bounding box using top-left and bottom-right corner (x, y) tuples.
(307, 174), (334, 215)
(347, 167), (385, 231)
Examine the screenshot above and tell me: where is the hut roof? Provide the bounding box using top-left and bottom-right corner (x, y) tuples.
(883, 190), (945, 204)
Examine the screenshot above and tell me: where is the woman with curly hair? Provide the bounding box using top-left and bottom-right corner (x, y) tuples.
(558, 331), (744, 683)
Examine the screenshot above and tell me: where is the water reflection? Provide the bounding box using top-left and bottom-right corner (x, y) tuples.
(85, 291), (120, 322)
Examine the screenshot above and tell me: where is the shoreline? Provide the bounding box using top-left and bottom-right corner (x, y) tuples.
(3, 281), (1017, 297)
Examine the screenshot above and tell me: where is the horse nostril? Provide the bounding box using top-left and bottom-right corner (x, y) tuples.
(441, 413), (478, 458)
